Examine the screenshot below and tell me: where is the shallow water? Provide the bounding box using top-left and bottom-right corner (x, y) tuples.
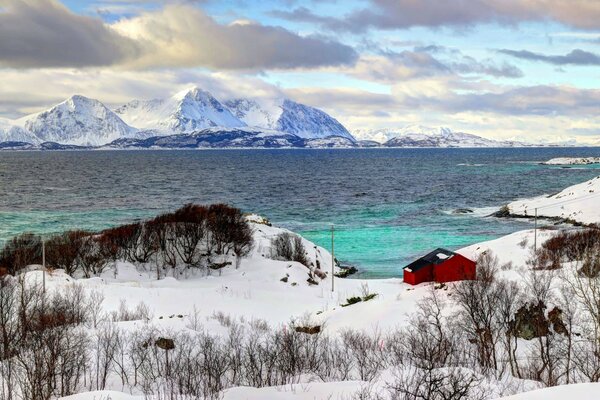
(1, 148), (599, 277)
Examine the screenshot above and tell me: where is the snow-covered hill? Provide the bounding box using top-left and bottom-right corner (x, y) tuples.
(354, 125), (527, 147)
(115, 87), (245, 133)
(225, 98), (355, 141)
(505, 175), (600, 225)
(21, 95), (138, 146)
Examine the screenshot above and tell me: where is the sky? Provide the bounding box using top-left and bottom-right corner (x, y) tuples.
(0, 0), (599, 143)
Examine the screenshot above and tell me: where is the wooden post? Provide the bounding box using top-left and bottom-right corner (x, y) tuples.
(331, 225), (335, 293)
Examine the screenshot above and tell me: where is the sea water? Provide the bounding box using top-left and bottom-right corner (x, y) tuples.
(1, 148), (599, 278)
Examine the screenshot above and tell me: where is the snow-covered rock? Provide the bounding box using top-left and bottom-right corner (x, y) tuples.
(22, 95), (137, 146)
(507, 175), (600, 225)
(542, 157), (600, 165)
(115, 87), (245, 134)
(225, 98), (355, 141)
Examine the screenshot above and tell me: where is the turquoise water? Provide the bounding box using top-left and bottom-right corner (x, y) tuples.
(1, 148), (600, 277)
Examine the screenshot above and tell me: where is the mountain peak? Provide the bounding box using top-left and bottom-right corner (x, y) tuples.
(225, 97), (355, 141)
(23, 95), (135, 146)
(117, 87), (245, 133)
(173, 87), (213, 102)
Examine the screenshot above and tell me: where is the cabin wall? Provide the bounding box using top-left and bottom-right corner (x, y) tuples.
(434, 255), (476, 283)
(404, 264), (433, 285)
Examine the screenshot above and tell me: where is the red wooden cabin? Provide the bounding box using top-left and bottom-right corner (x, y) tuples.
(403, 248), (476, 285)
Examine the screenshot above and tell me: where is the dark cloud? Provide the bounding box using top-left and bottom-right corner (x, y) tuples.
(498, 49), (600, 66)
(274, 0), (600, 32)
(0, 0), (137, 68)
(0, 1), (357, 70)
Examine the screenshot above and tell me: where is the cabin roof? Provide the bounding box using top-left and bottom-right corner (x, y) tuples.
(403, 248), (456, 272)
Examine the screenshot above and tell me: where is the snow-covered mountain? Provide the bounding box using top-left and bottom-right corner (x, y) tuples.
(0, 90), (577, 149)
(115, 87), (245, 133)
(224, 98), (355, 141)
(22, 95), (137, 146)
(0, 117), (40, 143)
(103, 127), (356, 149)
(353, 125), (525, 147)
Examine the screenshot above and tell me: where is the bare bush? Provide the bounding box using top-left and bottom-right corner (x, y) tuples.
(270, 232), (309, 267)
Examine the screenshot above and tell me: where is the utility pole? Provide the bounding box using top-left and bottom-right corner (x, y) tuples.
(534, 208), (538, 252)
(42, 238), (46, 293)
(331, 225), (335, 293)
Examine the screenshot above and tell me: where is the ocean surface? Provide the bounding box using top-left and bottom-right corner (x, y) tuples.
(1, 148), (600, 278)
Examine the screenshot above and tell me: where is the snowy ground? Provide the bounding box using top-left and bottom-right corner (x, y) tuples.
(507, 175), (600, 224)
(19, 175), (598, 399)
(41, 222), (558, 400)
(542, 157), (600, 165)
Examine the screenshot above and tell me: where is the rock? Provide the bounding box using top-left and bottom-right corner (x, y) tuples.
(208, 261), (232, 270)
(313, 269), (327, 279)
(548, 307), (568, 335)
(294, 325), (321, 335)
(335, 265), (358, 278)
(510, 301), (549, 340)
(492, 205), (511, 218)
(155, 337), (175, 350)
(452, 208), (474, 214)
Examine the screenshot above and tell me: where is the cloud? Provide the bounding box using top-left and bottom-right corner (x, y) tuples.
(111, 4), (357, 70)
(403, 84), (600, 116)
(0, 68), (285, 117)
(341, 49), (522, 83)
(498, 48), (600, 65)
(0, 0), (357, 70)
(275, 0), (600, 32)
(0, 0), (137, 68)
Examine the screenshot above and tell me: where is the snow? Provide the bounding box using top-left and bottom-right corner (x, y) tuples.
(500, 383), (600, 399)
(115, 87), (245, 133)
(12, 192), (599, 399)
(352, 125), (525, 147)
(507, 175), (600, 225)
(60, 380), (598, 400)
(457, 228), (556, 268)
(0, 117), (40, 143)
(225, 97), (355, 141)
(0, 88), (355, 147)
(32, 220), (580, 399)
(542, 157), (600, 165)
(21, 95), (138, 146)
(224, 97), (281, 129)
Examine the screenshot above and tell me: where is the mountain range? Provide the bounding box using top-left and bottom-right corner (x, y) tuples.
(0, 88), (576, 149)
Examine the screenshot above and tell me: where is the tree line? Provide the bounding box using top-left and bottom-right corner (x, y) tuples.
(0, 203), (254, 278)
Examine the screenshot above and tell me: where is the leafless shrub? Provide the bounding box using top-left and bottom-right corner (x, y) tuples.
(111, 299), (152, 322)
(270, 232), (309, 267)
(387, 365), (488, 400)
